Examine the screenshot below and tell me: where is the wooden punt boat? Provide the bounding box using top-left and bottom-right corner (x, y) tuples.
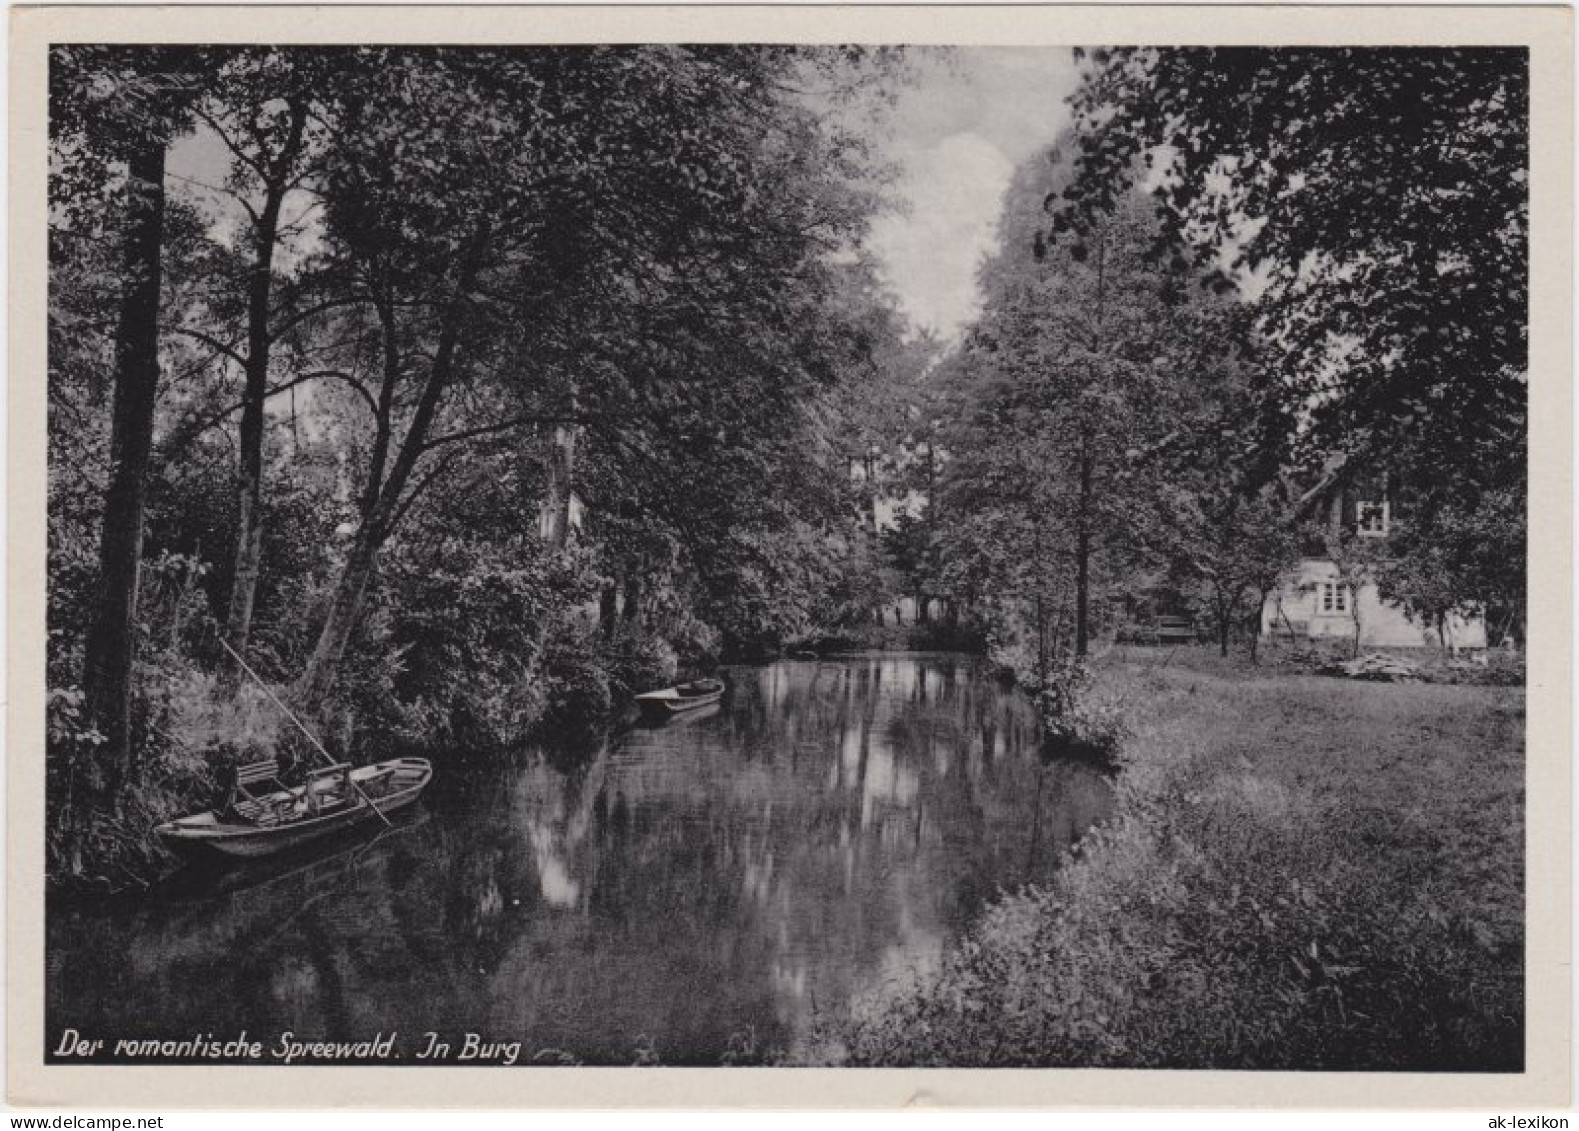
(154, 757), (432, 860)
(633, 677), (725, 717)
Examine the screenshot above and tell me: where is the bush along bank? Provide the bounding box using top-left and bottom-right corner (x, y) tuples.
(819, 654), (1524, 1069)
(45, 608), (699, 894)
(981, 633), (1128, 768)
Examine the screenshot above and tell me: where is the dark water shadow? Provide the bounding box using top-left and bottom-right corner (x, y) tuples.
(48, 654), (1115, 1066)
(148, 811), (429, 905)
(630, 701), (724, 730)
(1040, 732), (1120, 773)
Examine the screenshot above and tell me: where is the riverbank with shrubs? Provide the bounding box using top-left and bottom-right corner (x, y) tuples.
(46, 604), (980, 893)
(818, 646), (1524, 1069)
(45, 603), (687, 893)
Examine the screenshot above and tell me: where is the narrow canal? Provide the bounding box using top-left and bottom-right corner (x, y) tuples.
(47, 653), (1113, 1065)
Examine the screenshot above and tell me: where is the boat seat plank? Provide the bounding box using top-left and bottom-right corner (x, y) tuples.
(303, 762), (355, 814)
(228, 796), (289, 827)
(359, 767), (397, 790)
(307, 762), (353, 780)
(227, 757), (291, 824)
(235, 758), (285, 787)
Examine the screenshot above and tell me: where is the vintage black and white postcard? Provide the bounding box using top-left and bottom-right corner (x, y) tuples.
(8, 3), (1572, 1110)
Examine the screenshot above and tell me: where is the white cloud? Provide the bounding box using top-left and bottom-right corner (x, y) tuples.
(866, 133), (1014, 341)
(862, 48), (1079, 341)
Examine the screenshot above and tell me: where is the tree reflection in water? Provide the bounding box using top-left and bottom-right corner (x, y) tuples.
(47, 654), (1112, 1065)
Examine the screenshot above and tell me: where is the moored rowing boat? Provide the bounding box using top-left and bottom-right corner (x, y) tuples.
(154, 758), (433, 860)
(633, 677), (725, 716)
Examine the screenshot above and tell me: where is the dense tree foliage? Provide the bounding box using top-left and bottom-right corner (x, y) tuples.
(46, 44), (916, 883)
(930, 142), (1285, 680)
(52, 47), (216, 783)
(1064, 48), (1526, 457)
(1061, 47), (1527, 621)
(45, 44), (1528, 890)
(918, 49), (1526, 689)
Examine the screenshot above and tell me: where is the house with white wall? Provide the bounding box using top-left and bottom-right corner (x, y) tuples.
(1260, 471), (1488, 650)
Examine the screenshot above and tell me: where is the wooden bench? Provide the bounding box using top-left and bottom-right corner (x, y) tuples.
(228, 758), (290, 825)
(357, 765), (397, 793)
(1156, 615), (1197, 644)
(305, 762), (355, 815)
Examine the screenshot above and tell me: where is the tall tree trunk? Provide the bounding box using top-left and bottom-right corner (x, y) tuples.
(221, 189), (285, 684)
(1075, 222), (1105, 662)
(922, 438), (938, 621)
(296, 235), (484, 709)
(622, 568), (642, 627)
(863, 454), (878, 532)
(543, 425), (579, 549)
(223, 102), (307, 687)
(1074, 437), (1094, 659)
(1031, 511), (1048, 689)
(598, 579), (619, 640)
(82, 140), (167, 787)
(295, 529), (379, 709)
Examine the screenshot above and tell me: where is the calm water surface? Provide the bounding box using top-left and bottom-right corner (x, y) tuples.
(47, 654), (1113, 1065)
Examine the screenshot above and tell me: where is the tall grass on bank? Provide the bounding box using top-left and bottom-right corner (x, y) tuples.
(822, 654), (1524, 1069)
(46, 672), (284, 889)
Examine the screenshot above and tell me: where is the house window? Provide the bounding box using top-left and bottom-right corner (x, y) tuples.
(1357, 500), (1390, 537)
(1320, 582), (1350, 614)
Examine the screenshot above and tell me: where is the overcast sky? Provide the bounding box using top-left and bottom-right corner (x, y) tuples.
(862, 48), (1080, 342)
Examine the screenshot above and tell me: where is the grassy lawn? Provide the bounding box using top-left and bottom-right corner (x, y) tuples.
(824, 647), (1525, 1069)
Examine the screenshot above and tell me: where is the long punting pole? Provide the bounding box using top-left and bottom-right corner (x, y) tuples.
(217, 638), (392, 827)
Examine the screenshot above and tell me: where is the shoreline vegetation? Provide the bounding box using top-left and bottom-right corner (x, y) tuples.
(47, 622), (982, 895)
(48, 46), (950, 893)
(810, 644), (1524, 1071)
(46, 45), (1527, 1070)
